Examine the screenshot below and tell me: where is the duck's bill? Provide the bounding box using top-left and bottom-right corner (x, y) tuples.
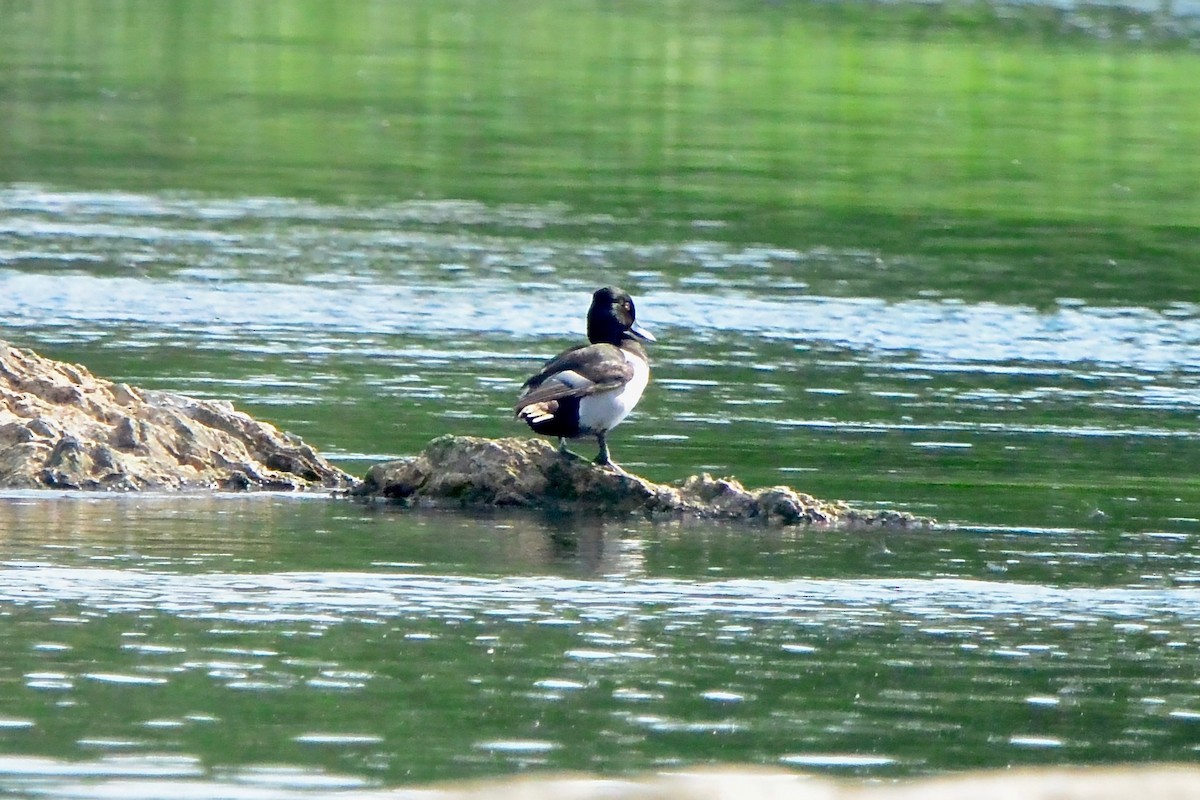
(630, 321), (656, 342)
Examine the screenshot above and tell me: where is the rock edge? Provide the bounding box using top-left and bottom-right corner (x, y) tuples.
(0, 341), (356, 491)
(354, 434), (932, 528)
(0, 340), (932, 525)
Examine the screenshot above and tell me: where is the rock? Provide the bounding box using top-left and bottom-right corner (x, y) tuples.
(354, 434), (932, 527)
(389, 764), (1200, 800)
(0, 341), (356, 491)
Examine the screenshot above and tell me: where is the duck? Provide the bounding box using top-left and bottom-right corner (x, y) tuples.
(514, 286), (655, 474)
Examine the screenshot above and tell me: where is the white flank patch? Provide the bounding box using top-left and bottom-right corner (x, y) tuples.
(578, 351), (648, 434)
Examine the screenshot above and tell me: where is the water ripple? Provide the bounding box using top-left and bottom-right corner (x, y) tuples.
(2, 566), (1198, 627)
(3, 187), (1200, 375)
(3, 270), (1199, 375)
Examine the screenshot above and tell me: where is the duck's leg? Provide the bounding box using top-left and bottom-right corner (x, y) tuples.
(595, 432), (628, 475)
(557, 438), (584, 461)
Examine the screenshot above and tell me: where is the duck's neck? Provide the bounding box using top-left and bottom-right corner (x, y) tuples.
(618, 337), (650, 362)
(586, 313), (623, 345)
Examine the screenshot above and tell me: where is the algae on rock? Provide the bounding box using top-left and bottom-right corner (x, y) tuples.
(355, 434), (931, 528)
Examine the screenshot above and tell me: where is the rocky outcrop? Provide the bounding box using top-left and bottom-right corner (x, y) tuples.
(0, 342), (355, 491)
(354, 434), (931, 527)
(0, 341), (929, 521)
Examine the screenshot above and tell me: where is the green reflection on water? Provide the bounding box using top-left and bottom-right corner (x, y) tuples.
(2, 0), (1200, 789)
(0, 494), (1197, 787)
(2, 0), (1198, 299)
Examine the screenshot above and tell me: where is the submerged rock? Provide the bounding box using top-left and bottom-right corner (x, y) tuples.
(0, 342), (355, 491)
(355, 434), (931, 527)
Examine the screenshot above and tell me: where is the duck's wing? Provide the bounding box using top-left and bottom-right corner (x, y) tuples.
(514, 343), (632, 411)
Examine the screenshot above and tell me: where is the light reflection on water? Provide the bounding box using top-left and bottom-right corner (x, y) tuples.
(3, 0), (1200, 786)
(6, 551), (1200, 780)
(6, 564), (1200, 626)
(2, 544), (1200, 791)
(5, 269), (1200, 371)
(5, 185), (1200, 790)
(0, 755), (379, 800)
(4, 187), (1200, 526)
(3, 187), (1200, 369)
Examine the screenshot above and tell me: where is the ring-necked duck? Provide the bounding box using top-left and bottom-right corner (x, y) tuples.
(514, 286), (655, 474)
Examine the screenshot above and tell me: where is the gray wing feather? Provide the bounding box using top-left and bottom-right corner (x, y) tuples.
(514, 344), (632, 411)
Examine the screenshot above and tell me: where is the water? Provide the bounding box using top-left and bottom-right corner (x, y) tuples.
(4, 187), (1198, 529)
(2, 0), (1200, 796)
(0, 494), (1198, 796)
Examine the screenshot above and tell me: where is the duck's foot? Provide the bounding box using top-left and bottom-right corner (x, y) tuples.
(595, 457), (629, 476)
(593, 432), (628, 475)
(557, 438), (585, 462)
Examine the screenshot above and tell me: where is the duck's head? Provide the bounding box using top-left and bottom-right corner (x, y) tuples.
(587, 286), (656, 346)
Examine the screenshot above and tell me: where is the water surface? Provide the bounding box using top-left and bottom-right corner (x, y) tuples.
(4, 186), (1199, 531)
(2, 0), (1200, 796)
(0, 493), (1198, 797)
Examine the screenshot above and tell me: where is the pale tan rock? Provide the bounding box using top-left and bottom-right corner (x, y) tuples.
(0, 341), (354, 491)
(391, 765), (1200, 800)
(848, 764), (1200, 800)
(355, 434), (931, 527)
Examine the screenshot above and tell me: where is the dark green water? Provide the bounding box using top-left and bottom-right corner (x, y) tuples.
(2, 0), (1200, 795)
